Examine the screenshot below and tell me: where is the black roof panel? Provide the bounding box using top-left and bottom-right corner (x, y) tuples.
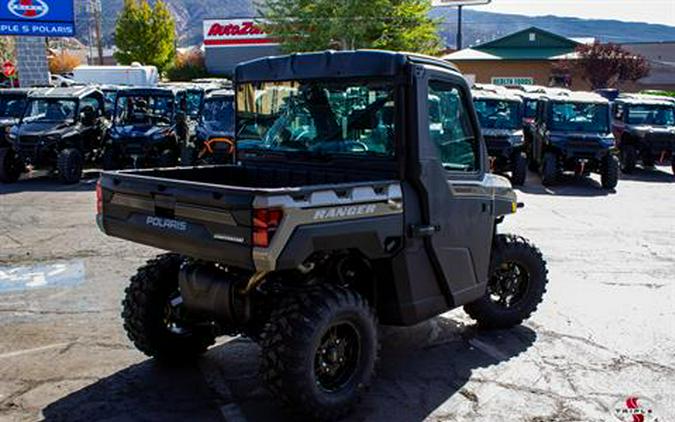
(235, 50), (459, 83)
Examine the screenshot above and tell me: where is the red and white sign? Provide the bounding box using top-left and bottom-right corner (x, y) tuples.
(203, 18), (277, 47)
(3, 61), (16, 78)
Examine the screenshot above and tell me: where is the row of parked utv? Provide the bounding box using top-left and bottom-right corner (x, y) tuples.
(471, 83), (675, 190)
(0, 81), (235, 184)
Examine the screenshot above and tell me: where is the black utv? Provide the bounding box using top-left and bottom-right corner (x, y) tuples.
(612, 95), (675, 175)
(1, 87), (108, 184)
(102, 87), (186, 170)
(472, 88), (527, 185)
(97, 51), (549, 420)
(180, 89), (235, 166)
(530, 92), (619, 189)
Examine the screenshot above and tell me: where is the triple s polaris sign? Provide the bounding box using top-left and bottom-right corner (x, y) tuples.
(0, 0), (75, 37)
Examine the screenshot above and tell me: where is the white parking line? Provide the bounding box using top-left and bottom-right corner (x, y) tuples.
(0, 342), (70, 359)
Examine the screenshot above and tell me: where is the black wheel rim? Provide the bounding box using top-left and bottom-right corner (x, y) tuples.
(487, 261), (530, 309)
(314, 322), (361, 392)
(163, 291), (191, 336)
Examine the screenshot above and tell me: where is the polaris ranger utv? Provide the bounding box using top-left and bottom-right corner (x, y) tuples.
(472, 88), (527, 185)
(179, 89), (235, 166)
(1, 87), (108, 184)
(611, 95), (675, 175)
(102, 87), (186, 170)
(97, 51), (548, 420)
(531, 92), (619, 189)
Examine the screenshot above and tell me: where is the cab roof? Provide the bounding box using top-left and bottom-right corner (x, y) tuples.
(28, 86), (100, 99)
(235, 50), (461, 83)
(0, 88), (32, 96)
(117, 86), (182, 97)
(615, 94), (674, 107)
(471, 88), (523, 102)
(543, 91), (608, 105)
(205, 89), (234, 99)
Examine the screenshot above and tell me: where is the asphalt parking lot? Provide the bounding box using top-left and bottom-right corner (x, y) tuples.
(0, 168), (673, 422)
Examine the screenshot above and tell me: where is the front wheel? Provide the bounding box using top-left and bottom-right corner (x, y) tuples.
(260, 284), (378, 420)
(601, 155), (619, 190)
(122, 254), (216, 362)
(57, 148), (83, 184)
(464, 234), (548, 329)
(0, 148), (23, 183)
(621, 145), (637, 174)
(511, 152), (527, 186)
(541, 152), (559, 186)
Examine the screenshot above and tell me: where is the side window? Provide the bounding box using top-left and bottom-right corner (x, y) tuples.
(427, 81), (479, 172)
(80, 96), (101, 125)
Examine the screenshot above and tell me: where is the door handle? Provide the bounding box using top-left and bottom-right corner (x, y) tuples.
(410, 225), (440, 238)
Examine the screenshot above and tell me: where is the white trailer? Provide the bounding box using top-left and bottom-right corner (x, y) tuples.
(72, 64), (159, 86)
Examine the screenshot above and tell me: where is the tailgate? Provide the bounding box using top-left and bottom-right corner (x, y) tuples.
(98, 171), (255, 270)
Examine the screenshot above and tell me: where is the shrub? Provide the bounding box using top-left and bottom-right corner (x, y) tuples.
(165, 49), (208, 81)
(49, 51), (81, 75)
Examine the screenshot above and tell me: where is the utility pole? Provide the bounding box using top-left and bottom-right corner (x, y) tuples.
(456, 5), (463, 50)
(92, 0), (104, 65)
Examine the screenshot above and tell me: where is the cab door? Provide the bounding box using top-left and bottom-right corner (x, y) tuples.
(407, 66), (495, 307)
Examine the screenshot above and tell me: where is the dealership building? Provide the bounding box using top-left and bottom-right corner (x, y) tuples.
(203, 18), (280, 76)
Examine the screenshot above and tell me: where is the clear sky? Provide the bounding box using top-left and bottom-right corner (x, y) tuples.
(463, 0), (675, 27)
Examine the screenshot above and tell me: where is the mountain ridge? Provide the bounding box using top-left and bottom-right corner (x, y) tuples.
(76, 0), (675, 48)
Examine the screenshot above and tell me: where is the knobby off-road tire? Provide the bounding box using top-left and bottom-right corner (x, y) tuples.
(621, 144), (637, 174)
(122, 253), (215, 363)
(102, 148), (118, 171)
(541, 152), (559, 187)
(259, 284), (379, 421)
(601, 155), (620, 190)
(180, 146), (196, 167)
(57, 148), (83, 184)
(0, 147), (22, 183)
(511, 152), (527, 186)
(464, 234), (548, 329)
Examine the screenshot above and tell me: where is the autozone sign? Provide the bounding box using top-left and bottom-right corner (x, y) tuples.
(203, 18), (277, 47)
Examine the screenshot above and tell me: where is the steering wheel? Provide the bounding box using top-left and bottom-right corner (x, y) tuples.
(345, 141), (369, 152)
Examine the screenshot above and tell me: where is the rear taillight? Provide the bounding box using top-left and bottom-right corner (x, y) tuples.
(96, 179), (103, 215)
(252, 208), (283, 248)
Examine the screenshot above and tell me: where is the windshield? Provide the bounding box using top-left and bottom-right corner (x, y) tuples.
(237, 80), (395, 158)
(202, 97), (234, 133)
(626, 104), (675, 126)
(549, 102), (609, 132)
(103, 90), (117, 112)
(115, 94), (174, 126)
(524, 98), (537, 119)
(473, 99), (522, 129)
(186, 90), (203, 118)
(23, 98), (77, 123)
(0, 96), (27, 119)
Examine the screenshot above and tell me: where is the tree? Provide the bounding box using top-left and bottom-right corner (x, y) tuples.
(571, 42), (650, 90)
(114, 0), (176, 73)
(48, 51), (82, 75)
(165, 49), (208, 81)
(260, 0), (441, 55)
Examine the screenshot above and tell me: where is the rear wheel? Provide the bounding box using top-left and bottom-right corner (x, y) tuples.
(180, 146), (196, 166)
(157, 149), (177, 167)
(464, 234), (548, 329)
(260, 284), (378, 420)
(122, 253), (216, 362)
(541, 152), (559, 186)
(601, 155), (619, 190)
(621, 144), (637, 174)
(510, 152), (527, 186)
(641, 151), (655, 168)
(57, 148), (83, 184)
(0, 148), (23, 183)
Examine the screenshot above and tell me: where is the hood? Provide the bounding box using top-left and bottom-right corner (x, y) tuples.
(17, 121), (74, 137)
(112, 125), (172, 139)
(0, 117), (19, 127)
